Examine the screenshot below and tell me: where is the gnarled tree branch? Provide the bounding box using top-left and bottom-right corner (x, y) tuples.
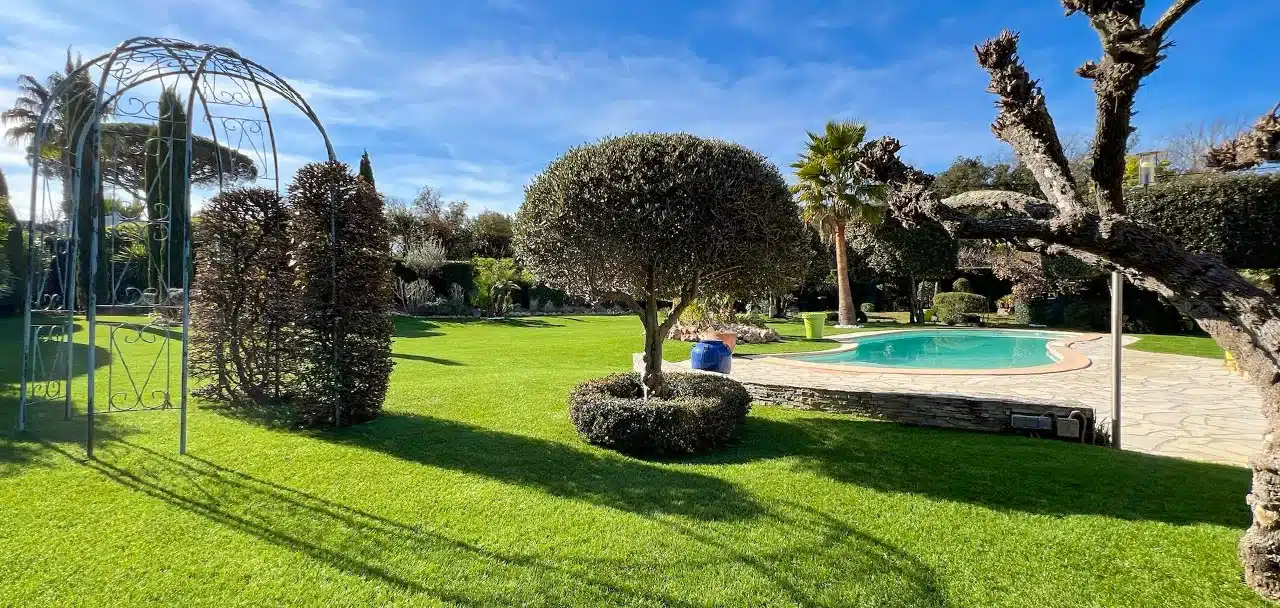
(974, 31), (1081, 214)
(1063, 0), (1200, 214)
(1206, 103), (1280, 171)
(1152, 0), (1202, 39)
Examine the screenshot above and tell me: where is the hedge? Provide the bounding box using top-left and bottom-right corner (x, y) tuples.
(1126, 172), (1280, 269)
(932, 292), (987, 324)
(568, 372), (751, 455)
(289, 162), (394, 427)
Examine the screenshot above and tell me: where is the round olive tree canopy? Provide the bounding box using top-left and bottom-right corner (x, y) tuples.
(515, 133), (810, 308)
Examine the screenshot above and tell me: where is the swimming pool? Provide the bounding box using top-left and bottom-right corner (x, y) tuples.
(792, 329), (1078, 371)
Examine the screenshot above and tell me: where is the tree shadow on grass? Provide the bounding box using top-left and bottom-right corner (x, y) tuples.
(322, 412), (763, 522)
(652, 500), (949, 607)
(390, 353), (463, 366)
(690, 414), (1251, 528)
(469, 317), (562, 328)
(87, 443), (714, 607)
(84, 442), (946, 606)
(393, 317), (443, 339)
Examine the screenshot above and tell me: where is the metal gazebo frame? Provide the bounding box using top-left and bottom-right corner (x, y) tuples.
(17, 37), (337, 457)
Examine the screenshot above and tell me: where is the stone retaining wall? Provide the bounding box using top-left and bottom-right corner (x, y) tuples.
(743, 382), (1095, 436)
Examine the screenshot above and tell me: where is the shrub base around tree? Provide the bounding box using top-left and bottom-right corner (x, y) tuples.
(568, 372), (751, 455)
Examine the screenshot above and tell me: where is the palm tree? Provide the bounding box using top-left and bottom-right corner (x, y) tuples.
(791, 121), (887, 326)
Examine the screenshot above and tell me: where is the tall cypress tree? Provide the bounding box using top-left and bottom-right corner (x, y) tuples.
(143, 88), (190, 293)
(358, 149), (375, 188)
(0, 167), (26, 312)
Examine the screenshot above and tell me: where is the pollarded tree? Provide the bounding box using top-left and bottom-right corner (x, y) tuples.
(290, 161), (395, 427)
(515, 133), (809, 396)
(847, 1), (1280, 598)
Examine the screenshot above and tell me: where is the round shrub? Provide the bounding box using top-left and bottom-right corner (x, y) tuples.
(860, 302), (876, 313)
(952, 277), (973, 293)
(569, 372), (751, 455)
(932, 291), (988, 324)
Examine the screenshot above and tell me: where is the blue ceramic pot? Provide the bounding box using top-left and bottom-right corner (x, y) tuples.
(690, 339), (732, 373)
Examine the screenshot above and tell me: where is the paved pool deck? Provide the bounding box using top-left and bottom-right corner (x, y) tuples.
(724, 329), (1265, 467)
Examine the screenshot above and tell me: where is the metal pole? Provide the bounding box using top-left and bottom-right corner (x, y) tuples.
(1111, 270), (1123, 449)
(17, 162), (41, 432)
(179, 112), (194, 456)
(86, 186), (99, 460)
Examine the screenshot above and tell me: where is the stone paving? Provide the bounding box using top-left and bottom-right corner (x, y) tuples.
(725, 330), (1265, 467)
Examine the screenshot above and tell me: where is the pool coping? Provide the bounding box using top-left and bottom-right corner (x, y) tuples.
(749, 327), (1103, 376)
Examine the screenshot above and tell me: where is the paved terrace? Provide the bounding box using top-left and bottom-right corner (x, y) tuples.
(724, 330), (1265, 467)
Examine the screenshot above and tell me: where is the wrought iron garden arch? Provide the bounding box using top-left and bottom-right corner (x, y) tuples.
(17, 37), (337, 457)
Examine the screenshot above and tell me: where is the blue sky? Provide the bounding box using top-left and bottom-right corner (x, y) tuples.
(1, 0), (1275, 217)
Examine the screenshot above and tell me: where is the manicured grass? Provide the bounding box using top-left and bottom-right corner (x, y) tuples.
(1127, 334), (1226, 359)
(0, 315), (1265, 606)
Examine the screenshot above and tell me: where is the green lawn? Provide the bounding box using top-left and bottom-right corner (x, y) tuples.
(0, 315), (1265, 607)
(1127, 334), (1226, 359)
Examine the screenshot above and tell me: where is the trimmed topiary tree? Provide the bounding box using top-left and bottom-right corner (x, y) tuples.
(515, 133), (809, 396)
(190, 187), (296, 404)
(952, 277), (972, 293)
(932, 291), (988, 325)
(289, 161), (394, 427)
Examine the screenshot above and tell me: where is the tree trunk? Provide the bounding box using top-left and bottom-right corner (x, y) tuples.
(906, 275), (920, 324)
(834, 223), (855, 326)
(639, 292), (666, 398)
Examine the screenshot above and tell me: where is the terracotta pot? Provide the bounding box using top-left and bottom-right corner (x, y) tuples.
(714, 331), (737, 351)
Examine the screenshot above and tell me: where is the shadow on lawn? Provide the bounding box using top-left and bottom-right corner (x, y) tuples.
(88, 445), (691, 607)
(323, 412), (763, 522)
(85, 442), (947, 607)
(393, 317), (443, 339)
(390, 353), (463, 366)
(0, 317), (125, 475)
(693, 415), (1251, 528)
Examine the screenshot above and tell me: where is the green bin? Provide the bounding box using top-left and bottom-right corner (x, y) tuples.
(798, 312), (827, 340)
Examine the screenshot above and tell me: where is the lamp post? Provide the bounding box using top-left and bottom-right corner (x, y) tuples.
(1109, 150), (1163, 448)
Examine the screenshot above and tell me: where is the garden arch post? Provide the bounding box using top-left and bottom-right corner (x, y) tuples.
(17, 37), (337, 458)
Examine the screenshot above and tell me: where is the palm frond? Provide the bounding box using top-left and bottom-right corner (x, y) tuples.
(790, 119), (888, 239)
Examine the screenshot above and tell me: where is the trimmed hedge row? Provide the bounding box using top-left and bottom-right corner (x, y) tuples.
(1127, 172), (1280, 269)
(568, 372), (751, 455)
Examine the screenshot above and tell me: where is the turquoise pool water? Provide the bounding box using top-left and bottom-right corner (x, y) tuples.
(794, 329), (1067, 370)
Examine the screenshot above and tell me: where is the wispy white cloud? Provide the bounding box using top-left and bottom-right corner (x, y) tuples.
(9, 0), (1216, 220)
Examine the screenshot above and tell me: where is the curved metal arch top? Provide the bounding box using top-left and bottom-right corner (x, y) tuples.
(17, 36), (342, 458)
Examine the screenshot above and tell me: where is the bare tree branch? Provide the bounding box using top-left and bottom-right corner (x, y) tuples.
(1206, 103), (1280, 171)
(941, 190), (1058, 220)
(974, 31), (1082, 214)
(1063, 0), (1198, 213)
(1152, 0), (1202, 39)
